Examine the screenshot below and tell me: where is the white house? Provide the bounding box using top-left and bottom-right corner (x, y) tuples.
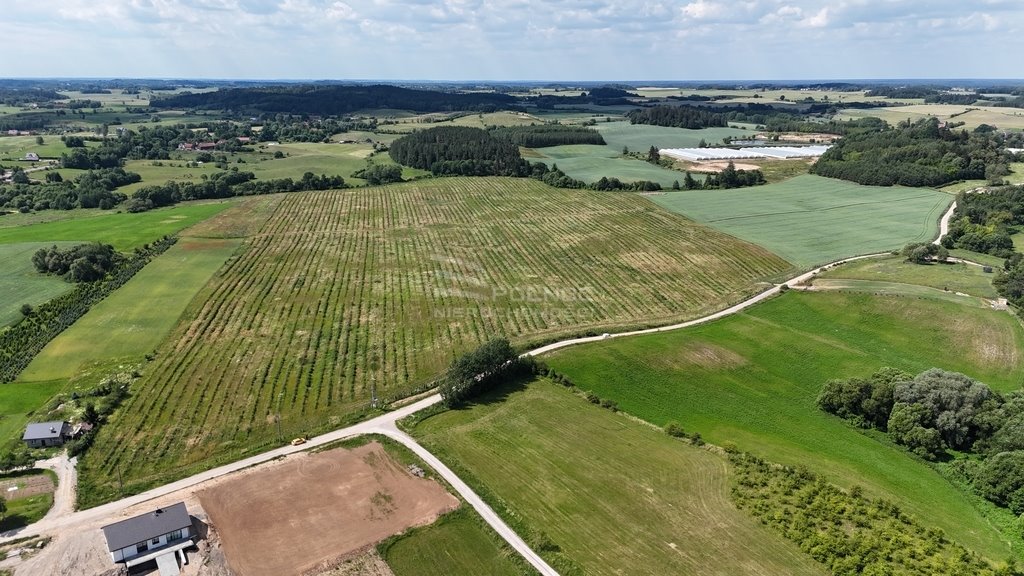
(101, 502), (194, 576)
(24, 152), (39, 161)
(22, 421), (71, 448)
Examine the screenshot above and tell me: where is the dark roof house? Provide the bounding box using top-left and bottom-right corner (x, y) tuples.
(102, 502), (195, 575)
(22, 421), (70, 448)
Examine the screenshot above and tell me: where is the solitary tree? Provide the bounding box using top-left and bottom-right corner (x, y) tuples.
(647, 146), (660, 164)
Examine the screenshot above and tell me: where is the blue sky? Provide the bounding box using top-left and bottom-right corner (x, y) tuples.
(3, 0), (1022, 80)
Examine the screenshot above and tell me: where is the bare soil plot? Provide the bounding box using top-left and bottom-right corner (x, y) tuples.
(199, 443), (457, 576)
(0, 473), (55, 501)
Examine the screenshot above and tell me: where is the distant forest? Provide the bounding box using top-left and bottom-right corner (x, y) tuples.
(811, 118), (1012, 187)
(151, 85), (520, 115)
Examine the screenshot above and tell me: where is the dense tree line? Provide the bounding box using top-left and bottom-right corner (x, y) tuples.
(699, 162), (766, 189)
(730, 450), (1019, 575)
(131, 170), (345, 210)
(0, 88), (63, 106)
(0, 167), (138, 211)
(438, 338), (534, 407)
(152, 84), (519, 115)
(942, 187), (1024, 258)
(626, 105), (730, 129)
(0, 237), (176, 383)
(812, 118), (1008, 187)
(389, 126), (531, 177)
(32, 243), (120, 282)
(819, 367), (1024, 516)
(490, 125), (605, 147)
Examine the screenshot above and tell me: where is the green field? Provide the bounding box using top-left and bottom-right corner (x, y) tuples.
(595, 121), (749, 152)
(0, 202), (232, 250)
(78, 177), (790, 505)
(381, 509), (527, 576)
(530, 147), (688, 187)
(412, 381), (826, 575)
(545, 291), (1024, 560)
(816, 255), (999, 299)
(17, 238), (240, 383)
(0, 242), (78, 327)
(649, 174), (951, 267)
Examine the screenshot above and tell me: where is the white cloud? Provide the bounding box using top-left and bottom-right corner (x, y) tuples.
(0, 0), (1020, 79)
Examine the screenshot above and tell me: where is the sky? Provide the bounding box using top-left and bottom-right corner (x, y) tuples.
(2, 0), (1022, 81)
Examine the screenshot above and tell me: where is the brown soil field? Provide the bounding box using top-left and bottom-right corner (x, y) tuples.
(686, 160), (762, 173)
(0, 473), (55, 501)
(199, 442), (457, 576)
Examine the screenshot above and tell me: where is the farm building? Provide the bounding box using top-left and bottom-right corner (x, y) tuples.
(24, 152), (39, 161)
(101, 502), (194, 576)
(22, 421), (71, 448)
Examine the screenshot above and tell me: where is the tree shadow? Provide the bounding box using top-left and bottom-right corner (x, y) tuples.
(461, 372), (537, 409)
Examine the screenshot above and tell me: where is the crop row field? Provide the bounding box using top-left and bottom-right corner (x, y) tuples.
(78, 177), (791, 504)
(545, 290), (1024, 560)
(649, 174), (951, 267)
(413, 380), (827, 575)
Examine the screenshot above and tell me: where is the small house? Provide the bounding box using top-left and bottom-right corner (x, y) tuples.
(102, 502), (194, 576)
(23, 421), (71, 448)
(24, 152), (39, 161)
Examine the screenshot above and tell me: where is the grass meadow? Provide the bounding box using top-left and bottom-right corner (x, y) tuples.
(17, 238), (241, 384)
(381, 508), (528, 576)
(816, 255), (999, 299)
(0, 381), (64, 454)
(77, 177), (791, 505)
(530, 148), (688, 187)
(412, 381), (827, 576)
(0, 201), (232, 250)
(545, 291), (1024, 560)
(649, 174), (951, 267)
(841, 104), (1024, 131)
(0, 242), (77, 327)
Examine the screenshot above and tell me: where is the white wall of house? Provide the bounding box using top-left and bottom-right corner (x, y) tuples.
(110, 526), (191, 563)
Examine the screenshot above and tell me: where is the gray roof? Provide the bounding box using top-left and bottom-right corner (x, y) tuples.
(101, 502), (191, 552)
(23, 421), (67, 441)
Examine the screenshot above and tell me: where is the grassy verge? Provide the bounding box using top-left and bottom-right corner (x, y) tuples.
(412, 379), (827, 576)
(545, 291), (1024, 560)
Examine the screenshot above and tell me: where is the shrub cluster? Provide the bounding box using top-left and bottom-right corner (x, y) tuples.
(32, 243), (120, 282)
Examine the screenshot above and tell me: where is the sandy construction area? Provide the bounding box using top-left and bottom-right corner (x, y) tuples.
(199, 442), (457, 576)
